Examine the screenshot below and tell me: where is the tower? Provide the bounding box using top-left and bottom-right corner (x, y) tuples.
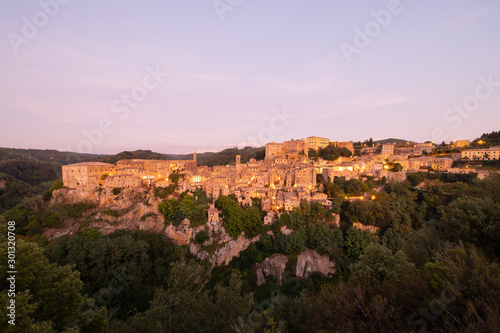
(236, 154), (241, 164)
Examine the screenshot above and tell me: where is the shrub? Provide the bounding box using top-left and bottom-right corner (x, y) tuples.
(154, 186), (176, 198)
(64, 202), (97, 219)
(194, 230), (209, 244)
(102, 210), (120, 218)
(41, 211), (62, 228)
(140, 212), (156, 221)
(112, 187), (121, 195)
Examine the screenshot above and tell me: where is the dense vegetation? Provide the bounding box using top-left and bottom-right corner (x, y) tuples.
(308, 145), (352, 161)
(474, 130), (500, 146)
(159, 189), (210, 227)
(1, 142), (500, 332)
(200, 146), (265, 167)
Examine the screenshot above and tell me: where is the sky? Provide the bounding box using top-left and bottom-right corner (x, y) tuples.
(1, 0), (500, 154)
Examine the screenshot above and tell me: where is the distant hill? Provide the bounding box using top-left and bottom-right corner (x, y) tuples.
(353, 138), (418, 148)
(198, 146), (265, 167)
(374, 138), (417, 146)
(0, 147), (104, 165)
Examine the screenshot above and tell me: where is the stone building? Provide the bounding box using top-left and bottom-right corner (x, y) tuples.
(62, 162), (115, 188)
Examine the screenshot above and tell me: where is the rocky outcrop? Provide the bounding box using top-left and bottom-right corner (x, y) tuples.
(296, 248), (336, 279)
(189, 224), (260, 266)
(214, 235), (259, 265)
(51, 187), (261, 265)
(257, 249), (336, 285)
(164, 219), (192, 245)
(50, 187), (166, 237)
(256, 254), (289, 286)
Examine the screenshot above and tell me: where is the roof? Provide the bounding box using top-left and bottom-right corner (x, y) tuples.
(64, 162), (114, 167)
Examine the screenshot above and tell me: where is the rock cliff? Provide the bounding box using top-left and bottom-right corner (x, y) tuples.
(256, 249), (336, 286)
(50, 187), (259, 265)
(296, 248), (336, 278)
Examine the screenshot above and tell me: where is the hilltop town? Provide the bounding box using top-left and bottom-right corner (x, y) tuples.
(61, 136), (499, 223)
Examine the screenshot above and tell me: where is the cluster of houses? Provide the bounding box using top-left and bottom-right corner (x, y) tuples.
(62, 137), (499, 217)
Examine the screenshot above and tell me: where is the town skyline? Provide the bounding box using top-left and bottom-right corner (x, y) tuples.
(2, 1), (500, 154)
(0, 131), (491, 156)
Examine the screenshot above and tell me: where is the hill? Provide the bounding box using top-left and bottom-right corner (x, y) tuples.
(374, 138), (417, 146)
(0, 147), (104, 165)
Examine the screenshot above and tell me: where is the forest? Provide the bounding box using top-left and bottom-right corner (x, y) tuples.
(1, 137), (500, 332)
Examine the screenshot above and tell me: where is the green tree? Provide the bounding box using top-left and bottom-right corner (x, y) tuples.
(344, 227), (372, 261)
(41, 211), (62, 228)
(158, 199), (180, 225)
(438, 196), (500, 257)
(113, 261), (252, 333)
(0, 239), (107, 332)
(352, 244), (415, 282)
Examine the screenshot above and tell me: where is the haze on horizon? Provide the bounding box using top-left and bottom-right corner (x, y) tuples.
(1, 0), (500, 155)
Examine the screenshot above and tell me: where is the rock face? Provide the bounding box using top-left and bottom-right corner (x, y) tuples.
(164, 219), (192, 245)
(50, 187), (259, 265)
(189, 227), (260, 266)
(257, 249), (336, 286)
(49, 187), (166, 239)
(296, 248), (336, 279)
(50, 188), (335, 278)
(256, 254), (289, 286)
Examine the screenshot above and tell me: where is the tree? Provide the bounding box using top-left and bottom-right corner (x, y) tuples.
(352, 244), (415, 282)
(112, 261), (253, 333)
(438, 196), (500, 257)
(0, 239), (107, 332)
(392, 162), (403, 172)
(194, 230), (209, 244)
(343, 227), (372, 261)
(48, 179), (63, 193)
(159, 199), (180, 225)
(41, 211), (62, 228)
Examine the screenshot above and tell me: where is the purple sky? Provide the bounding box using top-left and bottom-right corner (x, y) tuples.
(1, 0), (500, 154)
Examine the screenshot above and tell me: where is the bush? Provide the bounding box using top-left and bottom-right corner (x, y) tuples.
(194, 230), (209, 244)
(140, 212), (156, 221)
(64, 202), (97, 219)
(102, 210), (120, 218)
(49, 180), (63, 193)
(154, 185), (176, 198)
(112, 187), (121, 195)
(41, 211), (62, 228)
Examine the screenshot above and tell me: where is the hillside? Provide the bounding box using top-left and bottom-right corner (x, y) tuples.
(374, 138), (417, 146)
